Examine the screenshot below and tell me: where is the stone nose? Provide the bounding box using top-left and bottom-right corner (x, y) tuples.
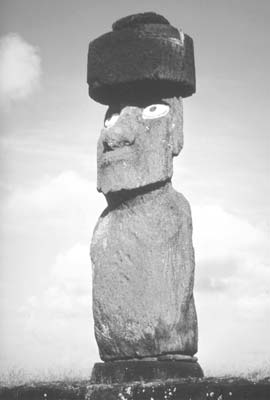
(102, 122), (136, 152)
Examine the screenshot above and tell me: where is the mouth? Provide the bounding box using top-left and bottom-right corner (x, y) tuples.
(103, 140), (133, 153)
(101, 143), (134, 164)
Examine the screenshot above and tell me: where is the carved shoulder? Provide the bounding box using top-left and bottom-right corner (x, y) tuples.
(90, 207), (111, 253)
(172, 189), (192, 220)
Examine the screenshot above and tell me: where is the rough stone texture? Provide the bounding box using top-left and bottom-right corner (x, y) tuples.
(97, 97), (183, 195)
(0, 381), (88, 400)
(87, 12), (196, 105)
(2, 379), (270, 400)
(90, 361), (203, 384)
(91, 94), (198, 362)
(157, 354), (197, 361)
(86, 379), (270, 400)
(91, 182), (197, 361)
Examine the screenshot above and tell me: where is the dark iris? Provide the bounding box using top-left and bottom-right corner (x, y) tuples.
(149, 106), (157, 112)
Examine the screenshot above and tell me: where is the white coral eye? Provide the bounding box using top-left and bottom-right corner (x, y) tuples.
(142, 104), (170, 119)
(104, 113), (120, 128)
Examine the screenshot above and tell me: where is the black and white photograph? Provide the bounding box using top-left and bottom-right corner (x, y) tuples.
(0, 1), (269, 398)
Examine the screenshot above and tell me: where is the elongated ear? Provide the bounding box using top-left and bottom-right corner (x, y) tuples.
(169, 97), (183, 156)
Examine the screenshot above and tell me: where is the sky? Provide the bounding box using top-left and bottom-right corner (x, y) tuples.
(0, 0), (269, 383)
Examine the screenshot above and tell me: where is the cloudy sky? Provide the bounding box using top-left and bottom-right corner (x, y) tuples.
(0, 0), (269, 382)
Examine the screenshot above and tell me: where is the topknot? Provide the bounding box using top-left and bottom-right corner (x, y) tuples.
(112, 12), (170, 31)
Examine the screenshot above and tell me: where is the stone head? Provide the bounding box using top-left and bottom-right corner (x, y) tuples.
(97, 96), (183, 194)
(87, 12), (196, 196)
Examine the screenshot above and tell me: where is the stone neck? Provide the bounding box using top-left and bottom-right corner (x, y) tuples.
(105, 179), (172, 210)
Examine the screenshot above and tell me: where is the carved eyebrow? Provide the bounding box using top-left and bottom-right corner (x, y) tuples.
(105, 99), (170, 118)
(118, 99), (169, 109)
(146, 101), (170, 109)
(104, 105), (121, 121)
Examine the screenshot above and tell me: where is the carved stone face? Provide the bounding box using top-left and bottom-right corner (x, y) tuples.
(97, 97), (183, 194)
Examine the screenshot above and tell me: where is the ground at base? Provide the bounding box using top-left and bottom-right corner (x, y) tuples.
(1, 377), (270, 400)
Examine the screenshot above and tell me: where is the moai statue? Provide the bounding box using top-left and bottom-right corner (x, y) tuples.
(87, 12), (203, 389)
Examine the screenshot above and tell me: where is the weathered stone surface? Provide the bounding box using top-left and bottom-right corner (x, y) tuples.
(91, 181), (198, 361)
(86, 379), (270, 400)
(90, 360), (203, 384)
(91, 93), (199, 363)
(2, 379), (270, 400)
(0, 382), (87, 400)
(97, 97), (183, 194)
(157, 354), (197, 361)
(87, 12), (196, 105)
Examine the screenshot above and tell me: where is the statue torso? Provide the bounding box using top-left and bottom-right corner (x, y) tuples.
(90, 184), (198, 361)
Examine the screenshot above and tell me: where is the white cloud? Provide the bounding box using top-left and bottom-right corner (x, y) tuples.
(1, 172), (270, 378)
(192, 205), (270, 376)
(1, 171), (102, 379)
(3, 170), (105, 236)
(2, 243), (99, 378)
(193, 204), (269, 299)
(193, 205), (268, 260)
(6, 170), (91, 213)
(0, 33), (41, 107)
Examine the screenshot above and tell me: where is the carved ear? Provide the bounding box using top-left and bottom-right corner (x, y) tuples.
(170, 99), (183, 156)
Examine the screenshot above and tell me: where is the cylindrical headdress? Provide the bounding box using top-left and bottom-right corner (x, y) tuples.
(87, 12), (195, 104)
